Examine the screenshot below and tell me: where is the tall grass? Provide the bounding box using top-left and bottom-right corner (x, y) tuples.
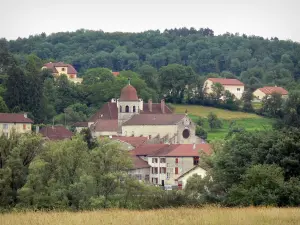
(1, 207), (300, 225)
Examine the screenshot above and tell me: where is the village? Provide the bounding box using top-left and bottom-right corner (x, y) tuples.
(0, 62), (289, 190)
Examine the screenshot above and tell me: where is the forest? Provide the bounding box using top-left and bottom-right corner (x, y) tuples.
(1, 27), (300, 125)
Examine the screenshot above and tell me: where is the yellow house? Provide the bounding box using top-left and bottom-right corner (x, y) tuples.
(42, 62), (83, 84)
(253, 86), (289, 100)
(0, 113), (33, 137)
(203, 78), (245, 99)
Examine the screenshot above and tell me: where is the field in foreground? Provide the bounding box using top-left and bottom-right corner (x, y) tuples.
(1, 207), (300, 225)
(174, 104), (273, 140)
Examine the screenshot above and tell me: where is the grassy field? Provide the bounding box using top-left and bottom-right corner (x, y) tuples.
(174, 104), (273, 140)
(1, 207), (300, 225)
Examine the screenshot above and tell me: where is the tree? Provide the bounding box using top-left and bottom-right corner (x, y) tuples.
(80, 128), (98, 150)
(82, 67), (114, 85)
(242, 90), (254, 112)
(90, 139), (132, 208)
(207, 112), (222, 130)
(0, 96), (8, 112)
(196, 126), (208, 140)
(226, 164), (284, 206)
(261, 92), (283, 118)
(5, 66), (27, 110)
(281, 91), (300, 128)
(0, 132), (44, 207)
(210, 82), (224, 102)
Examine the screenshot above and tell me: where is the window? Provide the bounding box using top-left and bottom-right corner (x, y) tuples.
(3, 124), (8, 130)
(193, 156), (199, 165)
(237, 88), (240, 91)
(131, 131), (134, 137)
(120, 106), (122, 112)
(61, 68), (65, 71)
(152, 167), (158, 174)
(23, 124), (26, 130)
(133, 106), (136, 113)
(145, 175), (149, 181)
(175, 167), (179, 175)
(175, 158), (179, 163)
(125, 105), (129, 113)
(152, 178), (158, 184)
(152, 158), (158, 163)
(167, 173), (170, 179)
(182, 129), (190, 139)
(160, 158), (166, 163)
(160, 167), (166, 174)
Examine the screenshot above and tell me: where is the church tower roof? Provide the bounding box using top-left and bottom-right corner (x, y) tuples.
(120, 80), (139, 101)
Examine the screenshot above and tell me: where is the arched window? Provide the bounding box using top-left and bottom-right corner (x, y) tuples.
(133, 106), (136, 113)
(120, 106), (122, 113)
(125, 105), (129, 113)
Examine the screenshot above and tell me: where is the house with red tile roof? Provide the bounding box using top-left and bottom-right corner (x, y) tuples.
(75, 80), (199, 145)
(203, 78), (245, 99)
(0, 113), (33, 137)
(42, 62), (82, 84)
(253, 86), (288, 100)
(129, 143), (211, 186)
(39, 126), (73, 141)
(128, 156), (151, 182)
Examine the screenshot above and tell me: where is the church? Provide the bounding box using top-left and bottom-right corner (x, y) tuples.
(75, 81), (199, 144)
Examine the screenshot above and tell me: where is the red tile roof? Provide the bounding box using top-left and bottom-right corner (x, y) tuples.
(89, 102), (173, 123)
(123, 114), (185, 126)
(112, 72), (120, 76)
(73, 122), (89, 127)
(120, 84), (139, 101)
(258, 86), (288, 95)
(111, 136), (148, 147)
(208, 78), (244, 86)
(131, 143), (211, 157)
(43, 62), (77, 74)
(0, 113), (33, 123)
(131, 144), (168, 156)
(141, 103), (172, 114)
(89, 102), (118, 122)
(131, 156), (150, 169)
(91, 119), (118, 132)
(156, 144), (212, 157)
(39, 126), (73, 140)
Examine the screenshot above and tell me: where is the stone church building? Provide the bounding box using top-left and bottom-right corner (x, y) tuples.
(76, 82), (200, 144)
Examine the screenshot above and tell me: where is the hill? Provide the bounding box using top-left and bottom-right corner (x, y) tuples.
(6, 27), (300, 91)
(174, 104), (273, 140)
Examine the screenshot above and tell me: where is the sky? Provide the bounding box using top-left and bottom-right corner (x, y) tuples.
(0, 0), (299, 42)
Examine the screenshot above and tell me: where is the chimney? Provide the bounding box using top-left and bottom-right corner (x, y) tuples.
(24, 113), (27, 118)
(35, 126), (39, 134)
(148, 99), (152, 112)
(193, 143), (196, 150)
(161, 99), (165, 114)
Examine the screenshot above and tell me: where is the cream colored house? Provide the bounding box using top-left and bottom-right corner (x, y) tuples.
(176, 166), (207, 189)
(203, 78), (245, 99)
(42, 62), (83, 84)
(128, 156), (150, 182)
(0, 113), (33, 137)
(130, 143), (211, 187)
(253, 86), (288, 100)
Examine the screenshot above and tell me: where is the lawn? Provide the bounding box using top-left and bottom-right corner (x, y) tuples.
(174, 104), (273, 140)
(1, 207), (300, 225)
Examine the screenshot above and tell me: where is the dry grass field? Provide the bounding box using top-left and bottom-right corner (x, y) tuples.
(1, 207), (300, 225)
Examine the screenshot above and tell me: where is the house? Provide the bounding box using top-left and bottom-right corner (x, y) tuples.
(253, 86), (288, 100)
(39, 126), (73, 141)
(203, 78), (245, 99)
(75, 81), (199, 144)
(129, 143), (211, 187)
(42, 62), (83, 84)
(128, 156), (151, 182)
(73, 122), (89, 133)
(0, 113), (33, 137)
(112, 71), (120, 77)
(175, 166), (207, 189)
